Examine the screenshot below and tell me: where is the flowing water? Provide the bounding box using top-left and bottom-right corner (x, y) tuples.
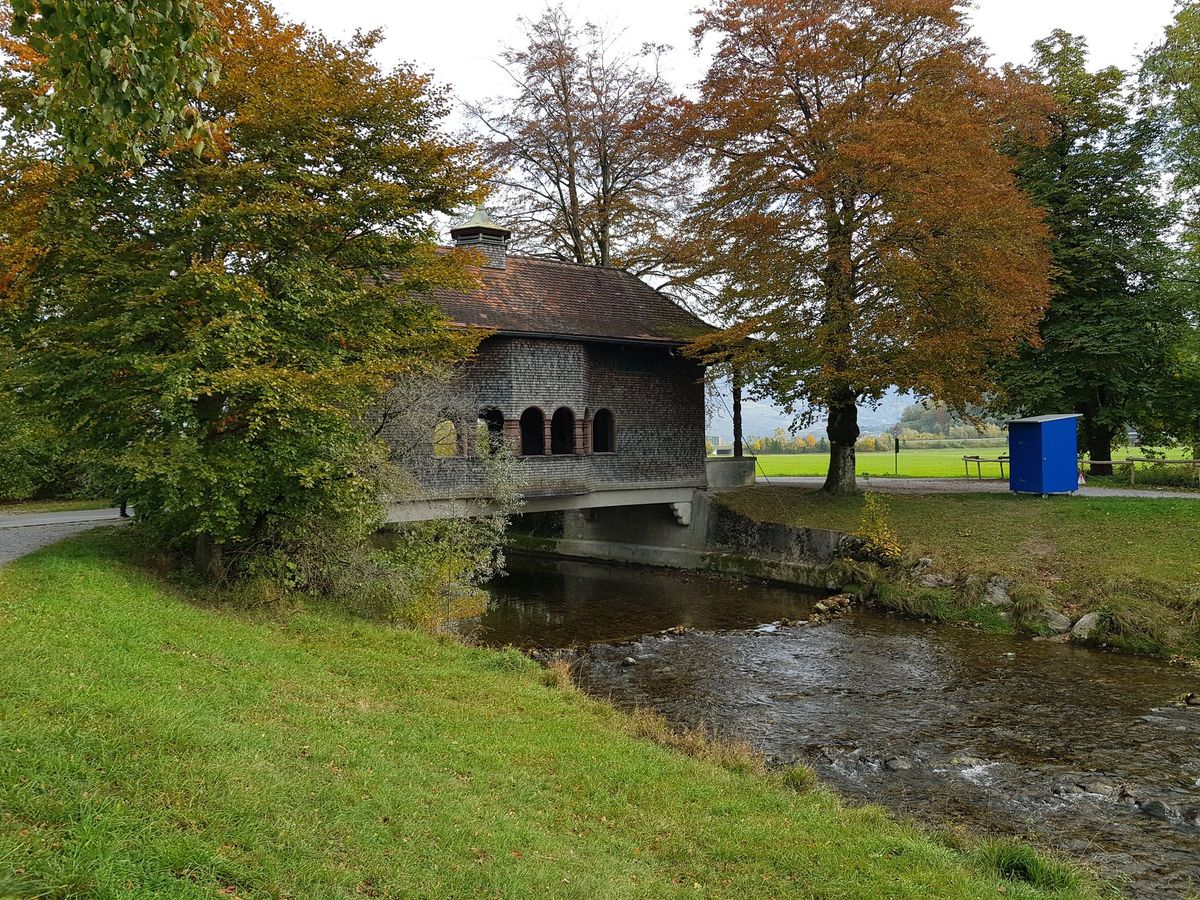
(471, 554), (1200, 898)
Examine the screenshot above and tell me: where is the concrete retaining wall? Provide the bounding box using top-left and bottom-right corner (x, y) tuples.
(507, 490), (847, 590)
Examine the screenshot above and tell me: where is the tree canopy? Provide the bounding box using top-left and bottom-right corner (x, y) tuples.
(469, 5), (689, 276)
(678, 0), (1052, 493)
(3, 0), (221, 166)
(1143, 2), (1200, 457)
(998, 31), (1178, 474)
(0, 1), (484, 576)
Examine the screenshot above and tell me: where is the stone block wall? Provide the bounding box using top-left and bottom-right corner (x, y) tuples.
(386, 335), (708, 500)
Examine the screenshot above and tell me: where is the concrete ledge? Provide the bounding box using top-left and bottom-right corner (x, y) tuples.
(387, 484), (705, 523)
(507, 534), (835, 591)
(705, 457), (757, 491)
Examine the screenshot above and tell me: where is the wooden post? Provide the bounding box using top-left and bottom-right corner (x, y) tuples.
(732, 368), (744, 459)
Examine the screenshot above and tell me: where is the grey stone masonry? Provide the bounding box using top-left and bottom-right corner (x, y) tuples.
(384, 335), (708, 501)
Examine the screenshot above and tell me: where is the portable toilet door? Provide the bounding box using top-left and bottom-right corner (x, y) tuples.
(1008, 414), (1081, 495)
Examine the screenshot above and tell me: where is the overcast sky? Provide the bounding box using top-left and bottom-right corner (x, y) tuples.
(269, 0), (1179, 436)
(273, 0), (1178, 109)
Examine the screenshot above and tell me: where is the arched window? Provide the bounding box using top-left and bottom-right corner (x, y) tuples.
(592, 408), (616, 453)
(551, 407), (576, 455)
(433, 419), (459, 457)
(519, 407), (545, 456)
(476, 407), (505, 456)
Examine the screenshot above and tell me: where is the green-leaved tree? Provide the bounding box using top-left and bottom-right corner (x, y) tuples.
(0, 2), (484, 576)
(999, 31), (1178, 475)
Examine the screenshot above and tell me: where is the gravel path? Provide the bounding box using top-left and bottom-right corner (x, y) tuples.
(0, 521), (119, 567)
(761, 475), (1200, 500)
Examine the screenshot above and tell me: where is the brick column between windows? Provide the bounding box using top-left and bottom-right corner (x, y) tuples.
(503, 419), (520, 454)
(574, 419), (587, 455)
(543, 417), (553, 456)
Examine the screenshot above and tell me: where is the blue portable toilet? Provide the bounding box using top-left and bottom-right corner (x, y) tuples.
(1007, 414), (1081, 495)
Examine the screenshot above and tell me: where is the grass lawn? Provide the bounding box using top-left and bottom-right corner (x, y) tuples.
(0, 498), (111, 515)
(722, 487), (1200, 656)
(752, 449), (1006, 479)
(0, 531), (1102, 899)
(748, 447), (1196, 483)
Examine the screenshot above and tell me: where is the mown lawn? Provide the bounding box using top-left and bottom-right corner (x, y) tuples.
(722, 487), (1200, 655)
(748, 447), (1196, 483)
(0, 498), (111, 515)
(0, 531), (1103, 899)
(752, 449), (1006, 479)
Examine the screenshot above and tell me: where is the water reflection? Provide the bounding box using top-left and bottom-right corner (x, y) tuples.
(479, 554), (1200, 898)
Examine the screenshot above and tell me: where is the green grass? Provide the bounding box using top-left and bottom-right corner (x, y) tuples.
(722, 487), (1200, 656)
(747, 447), (1197, 483)
(0, 498), (111, 515)
(751, 448), (1007, 479)
(0, 531), (1105, 899)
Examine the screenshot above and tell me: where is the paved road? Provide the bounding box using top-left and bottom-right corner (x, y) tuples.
(761, 476), (1200, 500)
(0, 508), (127, 567)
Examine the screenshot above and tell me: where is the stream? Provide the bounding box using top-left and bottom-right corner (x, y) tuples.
(470, 554), (1200, 898)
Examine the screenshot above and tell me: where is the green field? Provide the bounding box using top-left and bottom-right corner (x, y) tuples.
(750, 448), (1005, 478)
(0, 531), (1101, 899)
(747, 447), (1196, 482)
(0, 498), (111, 515)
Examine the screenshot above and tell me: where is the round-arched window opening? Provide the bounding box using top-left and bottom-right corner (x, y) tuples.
(592, 408), (616, 453)
(433, 419), (460, 457)
(477, 407), (505, 456)
(519, 407), (545, 456)
(550, 407), (576, 455)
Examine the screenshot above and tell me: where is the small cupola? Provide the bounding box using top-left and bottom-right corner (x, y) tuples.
(450, 205), (512, 270)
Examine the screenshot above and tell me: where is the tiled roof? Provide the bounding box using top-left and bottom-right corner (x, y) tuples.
(430, 252), (712, 345)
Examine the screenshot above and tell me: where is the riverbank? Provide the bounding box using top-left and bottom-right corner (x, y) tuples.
(720, 487), (1200, 659)
(0, 530), (1107, 898)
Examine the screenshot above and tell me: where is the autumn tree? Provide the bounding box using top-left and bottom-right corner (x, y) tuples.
(469, 5), (688, 275)
(998, 32), (1177, 475)
(0, 2), (484, 581)
(3, 0), (221, 166)
(678, 0), (1052, 494)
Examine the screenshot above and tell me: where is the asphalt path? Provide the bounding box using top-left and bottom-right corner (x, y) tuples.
(0, 508), (127, 567)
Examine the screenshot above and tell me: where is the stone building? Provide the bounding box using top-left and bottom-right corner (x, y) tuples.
(388, 210), (713, 521)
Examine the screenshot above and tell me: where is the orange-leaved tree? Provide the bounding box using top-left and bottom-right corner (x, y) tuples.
(677, 0), (1054, 494)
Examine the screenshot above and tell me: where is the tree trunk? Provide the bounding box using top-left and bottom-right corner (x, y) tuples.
(823, 398), (860, 495)
(1084, 419), (1116, 477)
(194, 533), (224, 581)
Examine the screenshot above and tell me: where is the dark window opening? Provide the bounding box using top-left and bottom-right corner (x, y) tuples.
(592, 408), (616, 453)
(477, 408), (505, 456)
(519, 407), (545, 456)
(551, 407), (576, 455)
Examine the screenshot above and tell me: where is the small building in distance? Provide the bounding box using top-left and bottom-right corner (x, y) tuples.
(385, 209), (712, 520)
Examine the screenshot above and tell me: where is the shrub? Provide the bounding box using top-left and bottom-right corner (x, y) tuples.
(855, 492), (902, 565)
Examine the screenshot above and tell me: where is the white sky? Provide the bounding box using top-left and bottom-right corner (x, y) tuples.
(270, 0), (1179, 437)
(273, 0), (1178, 109)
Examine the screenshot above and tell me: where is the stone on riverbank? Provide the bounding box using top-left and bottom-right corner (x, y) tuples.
(1032, 608), (1073, 635)
(1072, 612), (1102, 642)
(984, 576), (1012, 606)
